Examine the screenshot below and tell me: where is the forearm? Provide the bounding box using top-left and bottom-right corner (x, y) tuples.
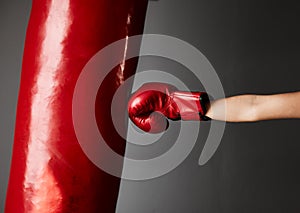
(254, 92), (300, 120)
(205, 95), (258, 122)
(205, 92), (300, 122)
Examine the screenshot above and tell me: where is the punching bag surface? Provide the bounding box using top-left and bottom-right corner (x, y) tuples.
(5, 0), (148, 212)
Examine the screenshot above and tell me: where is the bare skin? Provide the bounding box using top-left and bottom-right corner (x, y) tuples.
(205, 91), (300, 122)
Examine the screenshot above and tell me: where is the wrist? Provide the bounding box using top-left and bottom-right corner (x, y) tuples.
(199, 92), (211, 121)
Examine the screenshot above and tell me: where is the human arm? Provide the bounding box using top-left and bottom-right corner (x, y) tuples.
(205, 91), (300, 122)
(128, 82), (300, 133)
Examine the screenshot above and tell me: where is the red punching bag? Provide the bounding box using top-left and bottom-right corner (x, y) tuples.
(5, 0), (148, 212)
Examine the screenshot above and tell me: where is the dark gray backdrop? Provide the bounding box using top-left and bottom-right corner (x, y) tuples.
(1, 0), (300, 212)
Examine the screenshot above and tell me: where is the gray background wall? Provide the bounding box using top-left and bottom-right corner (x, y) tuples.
(0, 0), (32, 211)
(1, 0), (300, 212)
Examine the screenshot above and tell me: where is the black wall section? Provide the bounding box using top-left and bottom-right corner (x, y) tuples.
(118, 0), (300, 213)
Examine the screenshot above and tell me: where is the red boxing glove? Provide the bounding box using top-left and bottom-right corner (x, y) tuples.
(128, 83), (211, 133)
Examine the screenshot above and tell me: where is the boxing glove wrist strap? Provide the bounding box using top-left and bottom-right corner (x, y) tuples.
(171, 91), (211, 121)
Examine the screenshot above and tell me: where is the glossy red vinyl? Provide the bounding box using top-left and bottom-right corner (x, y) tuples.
(128, 82), (210, 133)
(5, 0), (148, 212)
